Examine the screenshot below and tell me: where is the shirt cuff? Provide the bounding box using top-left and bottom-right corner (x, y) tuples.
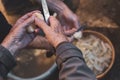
(0, 45), (16, 77)
(56, 42), (84, 68)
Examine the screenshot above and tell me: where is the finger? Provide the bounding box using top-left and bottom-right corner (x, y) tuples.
(64, 22), (80, 36)
(35, 17), (50, 32)
(17, 15), (35, 29)
(49, 16), (60, 28)
(49, 16), (63, 33)
(72, 15), (80, 29)
(64, 28), (77, 36)
(73, 21), (80, 29)
(18, 10), (40, 22)
(63, 26), (67, 31)
(14, 10), (41, 27)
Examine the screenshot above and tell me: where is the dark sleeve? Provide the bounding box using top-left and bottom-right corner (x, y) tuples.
(56, 42), (97, 80)
(0, 45), (16, 78)
(0, 12), (11, 43)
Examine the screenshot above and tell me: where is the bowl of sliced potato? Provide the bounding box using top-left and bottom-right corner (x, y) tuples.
(73, 30), (115, 79)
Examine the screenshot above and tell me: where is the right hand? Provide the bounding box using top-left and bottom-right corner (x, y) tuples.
(35, 16), (68, 48)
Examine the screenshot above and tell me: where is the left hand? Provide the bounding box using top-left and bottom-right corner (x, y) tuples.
(46, 0), (80, 36)
(58, 6), (80, 36)
(1, 11), (37, 55)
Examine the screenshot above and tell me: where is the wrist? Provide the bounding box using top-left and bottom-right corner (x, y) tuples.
(54, 38), (68, 48)
(1, 41), (19, 56)
(55, 41), (69, 49)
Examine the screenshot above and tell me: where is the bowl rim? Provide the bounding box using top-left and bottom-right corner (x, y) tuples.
(82, 30), (115, 79)
(8, 49), (57, 80)
(8, 63), (57, 80)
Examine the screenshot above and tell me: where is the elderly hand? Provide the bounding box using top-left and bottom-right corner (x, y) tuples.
(35, 16), (68, 48)
(46, 0), (80, 36)
(1, 11), (38, 55)
(58, 9), (80, 36)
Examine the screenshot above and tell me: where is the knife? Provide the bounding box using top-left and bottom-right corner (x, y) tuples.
(41, 0), (50, 24)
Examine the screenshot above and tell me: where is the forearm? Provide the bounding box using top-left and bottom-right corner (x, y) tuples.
(56, 42), (97, 80)
(59, 57), (96, 80)
(1, 36), (19, 56)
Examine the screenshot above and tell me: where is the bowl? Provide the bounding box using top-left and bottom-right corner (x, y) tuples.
(8, 49), (57, 80)
(73, 30), (115, 79)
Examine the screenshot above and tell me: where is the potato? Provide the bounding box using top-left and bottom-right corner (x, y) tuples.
(34, 13), (44, 20)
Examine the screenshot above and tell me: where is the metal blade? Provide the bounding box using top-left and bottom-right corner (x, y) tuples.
(41, 0), (50, 24)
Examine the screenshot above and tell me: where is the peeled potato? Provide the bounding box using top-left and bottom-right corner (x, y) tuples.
(34, 13), (44, 20)
(73, 31), (82, 39)
(27, 25), (35, 33)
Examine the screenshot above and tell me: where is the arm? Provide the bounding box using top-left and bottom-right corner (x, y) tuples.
(35, 16), (96, 80)
(56, 42), (97, 80)
(0, 11), (39, 77)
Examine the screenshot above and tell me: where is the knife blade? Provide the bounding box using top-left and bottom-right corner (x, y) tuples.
(41, 0), (50, 24)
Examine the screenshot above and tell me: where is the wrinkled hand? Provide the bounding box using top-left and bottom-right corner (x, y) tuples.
(1, 11), (38, 55)
(46, 0), (80, 36)
(58, 9), (80, 36)
(35, 16), (68, 48)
